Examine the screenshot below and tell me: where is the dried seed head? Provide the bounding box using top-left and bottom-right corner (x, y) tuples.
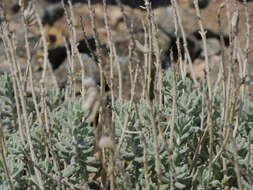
(23, 2), (37, 27)
(83, 77), (97, 89)
(98, 136), (115, 150)
(82, 77), (99, 108)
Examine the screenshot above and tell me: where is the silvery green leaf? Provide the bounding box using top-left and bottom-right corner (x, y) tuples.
(62, 165), (76, 177)
(221, 176), (231, 185)
(80, 146), (93, 154)
(12, 164), (24, 178)
(134, 156), (143, 163)
(210, 180), (220, 186)
(175, 182), (186, 189)
(144, 183), (156, 190)
(86, 165), (98, 172)
(176, 165), (188, 173)
(176, 172), (187, 179)
(161, 176), (170, 184)
(55, 142), (70, 153)
(86, 156), (97, 163)
(160, 184), (169, 190)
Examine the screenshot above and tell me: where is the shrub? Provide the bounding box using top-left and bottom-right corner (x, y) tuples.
(0, 70), (252, 189)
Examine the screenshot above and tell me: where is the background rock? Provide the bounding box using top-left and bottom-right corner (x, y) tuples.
(0, 0), (252, 98)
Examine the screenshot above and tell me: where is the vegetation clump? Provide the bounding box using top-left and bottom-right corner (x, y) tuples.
(0, 0), (253, 189)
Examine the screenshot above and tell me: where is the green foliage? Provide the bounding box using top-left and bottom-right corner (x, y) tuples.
(0, 70), (252, 189)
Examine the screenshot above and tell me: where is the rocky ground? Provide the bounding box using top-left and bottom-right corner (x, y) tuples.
(0, 0), (252, 99)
